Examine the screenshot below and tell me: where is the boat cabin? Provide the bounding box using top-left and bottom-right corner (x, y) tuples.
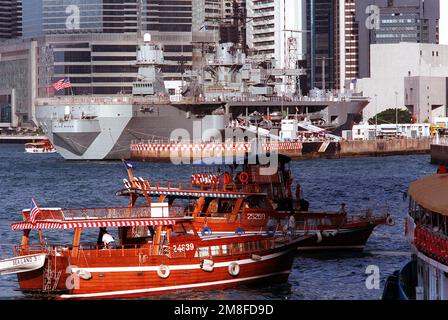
(118, 154), (295, 216)
(14, 206), (200, 258)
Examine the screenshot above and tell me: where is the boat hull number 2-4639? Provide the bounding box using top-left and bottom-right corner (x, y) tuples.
(172, 243), (195, 253)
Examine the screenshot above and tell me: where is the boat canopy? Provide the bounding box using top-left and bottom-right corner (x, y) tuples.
(11, 218), (181, 230)
(12, 206), (190, 230)
(408, 174), (448, 216)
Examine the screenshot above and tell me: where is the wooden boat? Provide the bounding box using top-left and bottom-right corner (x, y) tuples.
(24, 140), (56, 153)
(2, 205), (304, 299)
(117, 155), (393, 252)
(293, 211), (392, 251)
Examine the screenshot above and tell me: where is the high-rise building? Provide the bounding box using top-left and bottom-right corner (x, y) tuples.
(192, 0), (246, 44)
(22, 0), (139, 38)
(21, 0), (192, 84)
(356, 0), (440, 78)
(306, 0), (336, 91)
(0, 0), (22, 40)
(141, 0), (193, 82)
(247, 0), (306, 69)
(335, 0), (359, 91)
(37, 33), (143, 96)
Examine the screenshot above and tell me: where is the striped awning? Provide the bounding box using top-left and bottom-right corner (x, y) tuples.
(11, 218), (181, 231)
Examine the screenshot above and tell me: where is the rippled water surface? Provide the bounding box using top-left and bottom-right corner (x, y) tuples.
(0, 144), (437, 300)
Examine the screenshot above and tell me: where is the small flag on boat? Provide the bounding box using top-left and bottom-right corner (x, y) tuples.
(122, 159), (134, 169)
(52, 78), (72, 91)
(30, 198), (40, 224)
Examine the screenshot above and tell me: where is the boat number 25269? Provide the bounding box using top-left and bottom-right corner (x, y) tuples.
(172, 243), (195, 253)
(246, 213), (266, 220)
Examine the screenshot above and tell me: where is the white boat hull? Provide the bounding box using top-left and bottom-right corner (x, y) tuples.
(0, 254), (46, 275)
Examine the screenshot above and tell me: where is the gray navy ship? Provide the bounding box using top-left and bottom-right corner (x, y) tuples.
(35, 33), (368, 160)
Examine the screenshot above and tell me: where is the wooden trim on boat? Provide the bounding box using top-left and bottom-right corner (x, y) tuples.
(72, 228), (82, 257)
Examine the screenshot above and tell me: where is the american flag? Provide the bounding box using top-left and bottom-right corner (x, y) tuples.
(30, 198), (40, 224)
(52, 78), (72, 91)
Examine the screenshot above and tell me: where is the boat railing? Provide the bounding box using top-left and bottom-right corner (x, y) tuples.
(125, 178), (264, 195)
(22, 205), (186, 222)
(294, 209), (388, 230)
(131, 138), (253, 145)
(414, 225), (448, 264)
(62, 205), (187, 220)
(15, 243), (173, 258)
(14, 244), (68, 256)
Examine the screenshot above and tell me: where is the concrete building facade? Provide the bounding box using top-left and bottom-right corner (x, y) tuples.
(405, 76), (447, 123)
(357, 42), (448, 122)
(0, 39), (37, 127)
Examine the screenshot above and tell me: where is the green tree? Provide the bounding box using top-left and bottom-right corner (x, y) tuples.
(368, 108), (412, 125)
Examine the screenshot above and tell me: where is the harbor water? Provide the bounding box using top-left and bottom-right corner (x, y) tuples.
(0, 144), (437, 300)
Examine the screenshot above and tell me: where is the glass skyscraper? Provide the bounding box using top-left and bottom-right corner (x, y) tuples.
(22, 0), (139, 37)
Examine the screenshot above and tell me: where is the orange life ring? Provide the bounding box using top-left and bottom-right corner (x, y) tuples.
(239, 172), (249, 184)
(223, 172), (231, 185)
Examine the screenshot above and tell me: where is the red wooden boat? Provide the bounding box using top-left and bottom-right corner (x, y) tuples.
(117, 155), (393, 251)
(1, 204), (304, 299)
(293, 211), (393, 251)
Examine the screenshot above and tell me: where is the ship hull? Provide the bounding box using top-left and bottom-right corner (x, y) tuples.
(17, 244), (297, 299)
(295, 226), (375, 251)
(36, 102), (228, 160)
(36, 98), (367, 161)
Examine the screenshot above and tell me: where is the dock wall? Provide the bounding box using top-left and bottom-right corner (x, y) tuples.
(339, 138), (431, 158)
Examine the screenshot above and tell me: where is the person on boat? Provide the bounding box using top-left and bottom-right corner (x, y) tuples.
(101, 228), (115, 249)
(295, 184), (309, 211)
(97, 227), (107, 246)
(295, 184), (303, 201)
(339, 203), (347, 223)
(295, 184), (302, 209)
